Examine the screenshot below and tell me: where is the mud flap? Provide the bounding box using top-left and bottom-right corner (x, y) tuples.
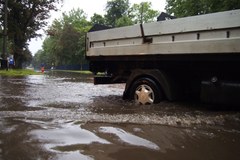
(201, 81), (240, 106)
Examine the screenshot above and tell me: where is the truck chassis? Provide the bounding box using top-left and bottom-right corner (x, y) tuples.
(86, 10), (240, 105)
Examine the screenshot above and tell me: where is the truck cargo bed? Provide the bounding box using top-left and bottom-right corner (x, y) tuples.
(86, 10), (240, 58)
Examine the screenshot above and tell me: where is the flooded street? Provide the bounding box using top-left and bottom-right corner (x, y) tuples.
(0, 71), (240, 160)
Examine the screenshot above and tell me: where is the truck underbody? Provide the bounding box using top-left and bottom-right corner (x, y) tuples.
(86, 10), (240, 105)
(89, 54), (240, 104)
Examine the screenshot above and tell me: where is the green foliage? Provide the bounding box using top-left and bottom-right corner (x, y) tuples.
(105, 0), (130, 27)
(33, 1), (160, 69)
(33, 9), (91, 69)
(0, 0), (62, 68)
(91, 13), (106, 25)
(130, 2), (160, 24)
(165, 0), (240, 17)
(22, 48), (33, 67)
(32, 50), (44, 69)
(115, 16), (134, 27)
(99, 0), (159, 27)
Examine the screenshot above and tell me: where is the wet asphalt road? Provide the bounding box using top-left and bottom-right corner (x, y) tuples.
(0, 71), (240, 160)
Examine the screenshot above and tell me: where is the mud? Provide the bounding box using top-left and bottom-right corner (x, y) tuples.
(0, 71), (240, 160)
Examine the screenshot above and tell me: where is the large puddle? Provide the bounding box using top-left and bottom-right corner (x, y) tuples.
(1, 117), (240, 160)
(1, 71), (240, 159)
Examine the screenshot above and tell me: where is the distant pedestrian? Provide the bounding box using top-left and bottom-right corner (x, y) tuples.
(41, 63), (45, 73)
(9, 57), (14, 69)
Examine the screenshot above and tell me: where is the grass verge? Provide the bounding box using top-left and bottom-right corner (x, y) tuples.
(52, 70), (92, 74)
(0, 69), (41, 76)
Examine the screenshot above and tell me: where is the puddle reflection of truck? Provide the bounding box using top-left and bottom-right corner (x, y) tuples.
(86, 10), (240, 105)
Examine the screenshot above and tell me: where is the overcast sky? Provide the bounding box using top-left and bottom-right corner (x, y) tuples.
(28, 0), (167, 54)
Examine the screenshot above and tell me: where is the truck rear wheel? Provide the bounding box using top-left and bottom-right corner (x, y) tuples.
(130, 78), (163, 105)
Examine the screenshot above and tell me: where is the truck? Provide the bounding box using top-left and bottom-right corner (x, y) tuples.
(86, 9), (240, 105)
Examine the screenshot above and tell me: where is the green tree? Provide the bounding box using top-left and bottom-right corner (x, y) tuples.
(91, 13), (106, 25)
(32, 49), (50, 69)
(41, 37), (56, 68)
(0, 0), (62, 68)
(33, 1), (162, 69)
(0, 27), (3, 55)
(165, 0), (240, 17)
(32, 50), (43, 69)
(104, 0), (159, 27)
(105, 0), (130, 27)
(131, 2), (159, 24)
(22, 48), (33, 67)
(115, 15), (134, 27)
(38, 9), (91, 69)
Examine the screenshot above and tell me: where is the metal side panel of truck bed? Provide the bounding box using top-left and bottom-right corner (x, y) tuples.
(86, 9), (240, 57)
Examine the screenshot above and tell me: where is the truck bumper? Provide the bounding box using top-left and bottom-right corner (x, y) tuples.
(94, 76), (113, 85)
(94, 76), (125, 85)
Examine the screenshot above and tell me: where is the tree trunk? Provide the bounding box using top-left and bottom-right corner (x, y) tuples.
(13, 47), (24, 69)
(13, 35), (25, 69)
(14, 53), (23, 69)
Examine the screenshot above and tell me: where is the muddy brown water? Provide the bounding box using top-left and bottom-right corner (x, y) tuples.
(0, 71), (240, 160)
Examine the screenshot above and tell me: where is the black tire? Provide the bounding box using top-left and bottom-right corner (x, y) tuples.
(130, 77), (163, 105)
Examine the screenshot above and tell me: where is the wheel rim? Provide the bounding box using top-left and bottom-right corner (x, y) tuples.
(134, 84), (154, 105)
